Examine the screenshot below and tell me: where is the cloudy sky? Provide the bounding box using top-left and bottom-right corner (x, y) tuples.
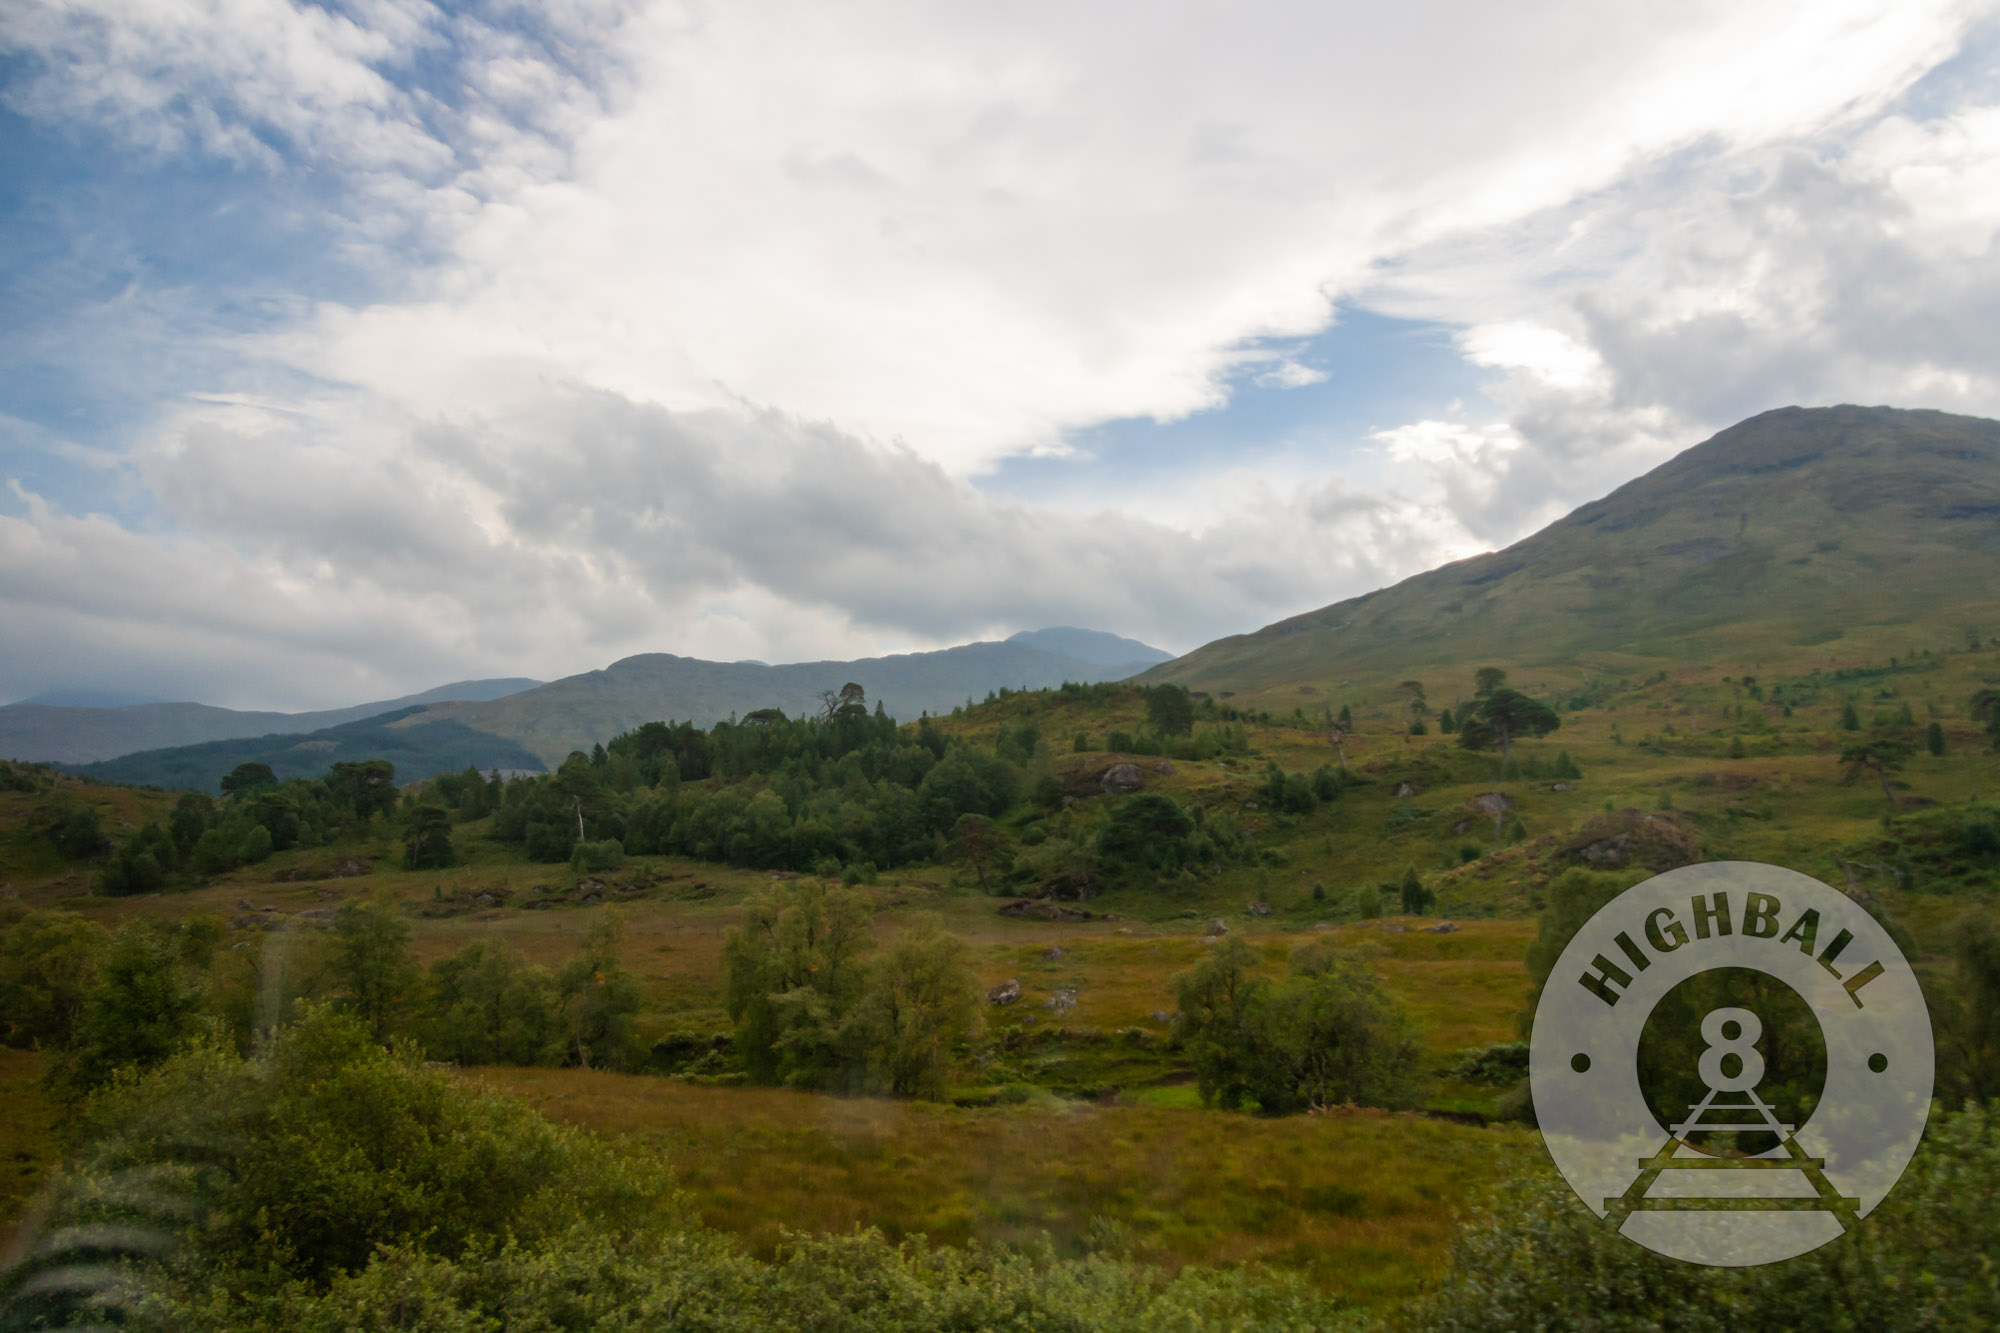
(4, 1), (2000, 709)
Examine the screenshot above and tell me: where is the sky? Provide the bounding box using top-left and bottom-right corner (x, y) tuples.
(3, 1), (2000, 710)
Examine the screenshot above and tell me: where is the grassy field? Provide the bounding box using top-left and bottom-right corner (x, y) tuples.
(470, 1066), (1539, 1306)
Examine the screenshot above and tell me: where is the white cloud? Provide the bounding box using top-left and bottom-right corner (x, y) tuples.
(3, 1), (1998, 705)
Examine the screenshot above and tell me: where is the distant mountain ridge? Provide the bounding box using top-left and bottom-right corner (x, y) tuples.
(1142, 405), (2000, 700)
(412, 635), (1171, 766)
(48, 630), (1172, 789)
(0, 678), (543, 765)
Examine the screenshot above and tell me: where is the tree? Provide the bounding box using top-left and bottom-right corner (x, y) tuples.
(1524, 867), (1637, 1021)
(945, 814), (1008, 892)
(1840, 701), (1862, 731)
(1399, 866), (1434, 915)
(1324, 713), (1352, 774)
(1973, 688), (2000, 751)
(0, 909), (109, 1049)
(818, 682), (868, 721)
(1398, 680), (1429, 735)
(1474, 666), (1507, 697)
(220, 762), (277, 797)
(854, 917), (983, 1098)
(421, 938), (564, 1067)
(51, 921), (201, 1098)
(1936, 912), (2000, 1106)
(327, 760), (397, 823)
(556, 916), (644, 1071)
(1457, 687), (1561, 760)
(1145, 684), (1195, 736)
(1438, 707), (1457, 734)
(1841, 738), (1915, 809)
(1173, 937), (1416, 1112)
(326, 897), (420, 1043)
(1928, 721), (1947, 756)
(1098, 793), (1195, 875)
(403, 803), (455, 869)
(723, 882), (874, 1087)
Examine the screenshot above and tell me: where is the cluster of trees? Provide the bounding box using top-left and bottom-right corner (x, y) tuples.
(474, 685), (1254, 895)
(1171, 936), (1418, 1112)
(722, 882), (982, 1099)
(82, 760), (405, 894)
(0, 897), (651, 1102)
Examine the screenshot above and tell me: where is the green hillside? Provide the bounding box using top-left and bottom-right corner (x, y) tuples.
(1144, 406), (2000, 708)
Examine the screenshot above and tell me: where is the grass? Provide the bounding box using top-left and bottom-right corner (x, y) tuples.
(0, 1049), (58, 1261)
(468, 1067), (1539, 1307)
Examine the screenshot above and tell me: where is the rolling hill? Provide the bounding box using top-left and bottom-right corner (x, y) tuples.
(408, 632), (1171, 767)
(1142, 405), (2000, 704)
(0, 678), (544, 765)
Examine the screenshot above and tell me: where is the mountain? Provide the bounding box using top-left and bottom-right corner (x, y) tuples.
(11, 689), (172, 708)
(1141, 405), (2000, 701)
(71, 707), (548, 793)
(0, 678), (543, 765)
(1005, 627), (1174, 673)
(410, 633), (1171, 766)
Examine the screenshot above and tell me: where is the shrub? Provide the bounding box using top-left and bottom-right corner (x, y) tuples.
(568, 838), (624, 874)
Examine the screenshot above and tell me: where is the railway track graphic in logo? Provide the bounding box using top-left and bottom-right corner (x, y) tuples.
(1530, 861), (1933, 1266)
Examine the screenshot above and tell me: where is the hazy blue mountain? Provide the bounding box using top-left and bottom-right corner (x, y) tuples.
(0, 677), (543, 765)
(413, 633), (1172, 766)
(11, 689), (173, 708)
(1005, 627), (1172, 671)
(70, 708), (548, 793)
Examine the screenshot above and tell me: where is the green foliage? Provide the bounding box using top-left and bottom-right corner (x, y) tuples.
(99, 820), (178, 896)
(48, 920), (203, 1100)
(1840, 700), (1862, 731)
(1098, 792), (1197, 876)
(0, 907), (110, 1049)
(326, 897), (421, 1044)
(945, 813), (1008, 891)
(420, 939), (565, 1067)
(1398, 866), (1434, 915)
(852, 916), (983, 1099)
(1418, 1106), (2000, 1331)
(1928, 720), (1947, 755)
(1145, 684), (1195, 736)
(402, 802), (455, 870)
(326, 758), (399, 821)
(1839, 737), (1916, 807)
(723, 883), (979, 1097)
(237, 824), (274, 865)
(1354, 884), (1382, 918)
(1935, 911), (2000, 1106)
(1523, 867), (1645, 1022)
(568, 838), (624, 874)
(220, 761), (277, 796)
(1172, 937), (1417, 1113)
(37, 792), (109, 860)
(1456, 686), (1561, 759)
(555, 916), (645, 1071)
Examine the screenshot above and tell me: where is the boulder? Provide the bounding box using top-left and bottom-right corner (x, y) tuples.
(1204, 918), (1230, 936)
(1246, 902), (1272, 917)
(1425, 921), (1460, 934)
(1395, 780), (1419, 798)
(1561, 809), (1700, 872)
(1152, 760), (1176, 775)
(988, 979), (1021, 1006)
(1377, 921), (1408, 934)
(1469, 792), (1512, 814)
(1041, 945), (1064, 961)
(1100, 762), (1146, 794)
(1046, 988), (1078, 1014)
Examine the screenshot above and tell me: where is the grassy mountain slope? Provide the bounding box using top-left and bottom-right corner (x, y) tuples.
(0, 677), (543, 765)
(414, 637), (1165, 766)
(1143, 406), (2000, 706)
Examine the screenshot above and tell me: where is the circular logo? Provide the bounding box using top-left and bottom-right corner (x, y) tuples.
(1529, 861), (1932, 1266)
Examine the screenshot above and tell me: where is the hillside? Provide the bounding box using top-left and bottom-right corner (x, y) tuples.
(0, 677), (543, 765)
(1143, 406), (2000, 705)
(410, 634), (1167, 766)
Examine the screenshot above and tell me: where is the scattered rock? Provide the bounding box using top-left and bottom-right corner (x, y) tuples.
(1152, 760), (1176, 775)
(1377, 921), (1408, 934)
(1561, 808), (1700, 872)
(1549, 782), (1571, 792)
(767, 870), (798, 880)
(998, 900), (1100, 922)
(1242, 801), (1260, 811)
(1116, 927), (1135, 935)
(1470, 792), (1513, 814)
(1451, 819), (1473, 835)
(988, 979), (1022, 1006)
(1150, 1010), (1172, 1024)
(1246, 902), (1272, 917)
(1395, 780), (1419, 798)
(297, 907), (335, 922)
(1100, 763), (1146, 794)
(1311, 922), (1335, 931)
(236, 899), (254, 911)
(1425, 921), (1461, 934)
(1041, 945), (1063, 961)
(1204, 918), (1230, 936)
(1046, 989), (1079, 1015)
